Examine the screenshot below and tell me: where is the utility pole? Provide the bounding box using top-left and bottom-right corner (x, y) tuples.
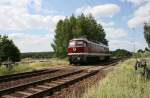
(132, 28), (136, 59)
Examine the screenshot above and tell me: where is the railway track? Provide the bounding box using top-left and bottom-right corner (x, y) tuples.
(0, 66), (113, 98)
(0, 65), (77, 84)
(0, 59), (123, 98)
(0, 69), (58, 83)
(0, 68), (84, 97)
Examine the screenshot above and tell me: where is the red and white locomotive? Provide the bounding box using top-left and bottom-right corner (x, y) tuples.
(67, 38), (110, 64)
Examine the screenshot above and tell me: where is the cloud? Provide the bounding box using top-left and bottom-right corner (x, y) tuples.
(105, 27), (128, 39)
(0, 0), (31, 7)
(97, 20), (127, 39)
(128, 2), (150, 28)
(98, 20), (129, 50)
(99, 21), (115, 27)
(0, 0), (65, 31)
(75, 4), (120, 17)
(121, 0), (149, 6)
(9, 32), (53, 52)
(97, 19), (129, 50)
(33, 0), (41, 13)
(109, 39), (147, 51)
(0, 0), (66, 52)
(109, 40), (133, 51)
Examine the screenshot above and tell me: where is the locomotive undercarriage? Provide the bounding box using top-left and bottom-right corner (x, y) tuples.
(69, 55), (87, 64)
(69, 55), (109, 64)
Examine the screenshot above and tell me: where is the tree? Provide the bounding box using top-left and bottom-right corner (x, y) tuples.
(145, 47), (150, 52)
(137, 49), (144, 53)
(0, 35), (21, 62)
(112, 49), (132, 58)
(144, 23), (150, 47)
(52, 14), (108, 58)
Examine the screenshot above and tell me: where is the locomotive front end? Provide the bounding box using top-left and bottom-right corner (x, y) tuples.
(67, 39), (87, 64)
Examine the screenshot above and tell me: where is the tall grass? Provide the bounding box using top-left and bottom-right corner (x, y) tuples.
(83, 58), (150, 98)
(0, 58), (68, 76)
(0, 65), (35, 75)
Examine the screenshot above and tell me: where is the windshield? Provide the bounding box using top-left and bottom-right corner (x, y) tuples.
(69, 40), (86, 47)
(69, 41), (76, 47)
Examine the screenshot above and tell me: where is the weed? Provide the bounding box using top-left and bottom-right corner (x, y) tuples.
(82, 58), (150, 98)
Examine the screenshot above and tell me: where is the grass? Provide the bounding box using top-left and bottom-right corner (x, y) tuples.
(133, 51), (150, 59)
(82, 58), (150, 98)
(0, 58), (68, 76)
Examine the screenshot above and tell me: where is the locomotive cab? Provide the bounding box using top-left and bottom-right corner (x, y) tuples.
(68, 40), (87, 53)
(67, 39), (88, 64)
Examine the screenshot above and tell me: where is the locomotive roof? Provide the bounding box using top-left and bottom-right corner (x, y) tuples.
(71, 38), (88, 41)
(70, 38), (108, 48)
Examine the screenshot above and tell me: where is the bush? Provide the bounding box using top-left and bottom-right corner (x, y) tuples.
(111, 49), (132, 58)
(0, 35), (21, 62)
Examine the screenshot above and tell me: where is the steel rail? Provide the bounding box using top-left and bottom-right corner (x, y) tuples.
(0, 69), (58, 83)
(0, 69), (83, 97)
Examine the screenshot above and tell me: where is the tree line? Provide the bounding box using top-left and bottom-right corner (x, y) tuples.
(111, 49), (132, 58)
(21, 52), (54, 59)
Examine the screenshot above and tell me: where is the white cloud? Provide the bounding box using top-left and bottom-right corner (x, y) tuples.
(121, 0), (149, 6)
(97, 19), (129, 50)
(109, 40), (132, 51)
(0, 0), (31, 7)
(99, 21), (130, 50)
(0, 0), (65, 52)
(75, 4), (120, 17)
(9, 32), (53, 52)
(105, 27), (128, 39)
(128, 2), (150, 28)
(99, 21), (115, 27)
(0, 0), (65, 31)
(97, 20), (127, 39)
(34, 0), (41, 14)
(109, 39), (147, 51)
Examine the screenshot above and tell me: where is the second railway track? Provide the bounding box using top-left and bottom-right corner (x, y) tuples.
(0, 69), (58, 83)
(0, 65), (77, 83)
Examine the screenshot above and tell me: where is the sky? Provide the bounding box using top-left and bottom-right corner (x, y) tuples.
(0, 0), (150, 53)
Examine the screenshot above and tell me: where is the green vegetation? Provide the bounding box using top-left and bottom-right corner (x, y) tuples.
(0, 58), (68, 76)
(0, 35), (21, 62)
(21, 52), (54, 59)
(111, 49), (132, 58)
(144, 23), (150, 47)
(0, 64), (35, 75)
(134, 51), (150, 58)
(82, 58), (150, 98)
(52, 14), (107, 58)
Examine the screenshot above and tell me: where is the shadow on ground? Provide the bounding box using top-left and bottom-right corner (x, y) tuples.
(73, 59), (114, 66)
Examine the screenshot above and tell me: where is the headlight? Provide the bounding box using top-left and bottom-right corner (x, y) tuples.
(73, 48), (76, 52)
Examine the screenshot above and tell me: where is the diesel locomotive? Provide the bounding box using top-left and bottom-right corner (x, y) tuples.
(67, 38), (110, 64)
